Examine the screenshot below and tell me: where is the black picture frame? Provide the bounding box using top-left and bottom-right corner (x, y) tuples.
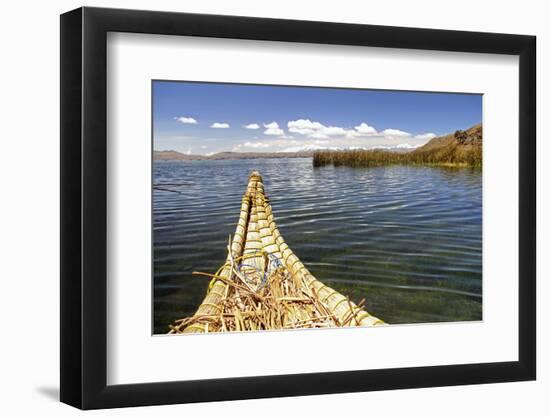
(60, 6), (536, 410)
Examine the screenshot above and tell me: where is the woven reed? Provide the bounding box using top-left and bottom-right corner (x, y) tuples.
(169, 171), (384, 333)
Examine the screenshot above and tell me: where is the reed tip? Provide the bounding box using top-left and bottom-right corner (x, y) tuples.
(249, 170), (263, 181)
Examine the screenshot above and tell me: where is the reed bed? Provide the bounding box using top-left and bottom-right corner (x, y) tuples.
(313, 145), (482, 168)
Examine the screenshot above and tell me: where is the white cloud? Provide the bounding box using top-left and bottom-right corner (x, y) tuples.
(233, 141), (271, 151)
(374, 143), (422, 150)
(244, 141), (270, 148)
(174, 116), (197, 124)
(345, 130), (362, 139)
(354, 122), (377, 135)
(310, 132), (329, 139)
(289, 119), (378, 139)
(321, 126), (347, 136)
(288, 119), (325, 135)
(263, 121), (285, 136)
(229, 131), (432, 153)
(202, 117), (438, 153)
(210, 122), (230, 129)
(265, 128), (285, 136)
(414, 133), (436, 141)
(382, 128), (411, 137)
(280, 144), (339, 153)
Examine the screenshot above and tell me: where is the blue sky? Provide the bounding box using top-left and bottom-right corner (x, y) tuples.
(153, 81), (482, 155)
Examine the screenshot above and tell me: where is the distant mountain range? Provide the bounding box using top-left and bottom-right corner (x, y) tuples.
(153, 150), (314, 161)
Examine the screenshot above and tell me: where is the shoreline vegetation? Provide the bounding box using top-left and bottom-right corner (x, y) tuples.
(313, 124), (482, 168)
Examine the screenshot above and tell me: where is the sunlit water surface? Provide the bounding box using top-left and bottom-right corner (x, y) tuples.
(153, 158), (482, 334)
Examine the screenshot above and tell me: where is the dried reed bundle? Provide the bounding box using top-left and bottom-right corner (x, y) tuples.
(168, 171), (384, 334)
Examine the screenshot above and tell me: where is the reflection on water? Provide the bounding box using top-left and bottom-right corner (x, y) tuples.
(153, 158), (482, 333)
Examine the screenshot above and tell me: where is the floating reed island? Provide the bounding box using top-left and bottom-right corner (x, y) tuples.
(313, 124), (482, 168)
(169, 171), (384, 334)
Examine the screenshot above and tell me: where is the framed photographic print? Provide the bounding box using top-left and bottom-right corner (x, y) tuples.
(60, 6), (536, 409)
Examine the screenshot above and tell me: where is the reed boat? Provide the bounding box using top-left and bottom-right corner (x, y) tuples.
(169, 171), (384, 333)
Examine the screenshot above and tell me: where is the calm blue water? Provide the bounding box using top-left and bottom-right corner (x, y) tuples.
(153, 158), (482, 333)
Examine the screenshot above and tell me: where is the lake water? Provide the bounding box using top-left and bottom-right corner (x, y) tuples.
(153, 158), (482, 334)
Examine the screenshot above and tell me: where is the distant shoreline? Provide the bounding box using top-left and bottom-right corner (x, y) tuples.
(153, 150), (314, 161)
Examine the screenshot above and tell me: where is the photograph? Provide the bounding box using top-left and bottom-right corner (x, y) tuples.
(153, 81), (483, 335)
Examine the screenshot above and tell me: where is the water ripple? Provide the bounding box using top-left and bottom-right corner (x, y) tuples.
(153, 158), (482, 333)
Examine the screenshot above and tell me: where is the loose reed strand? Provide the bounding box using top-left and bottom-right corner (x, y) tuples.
(169, 171), (385, 334)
